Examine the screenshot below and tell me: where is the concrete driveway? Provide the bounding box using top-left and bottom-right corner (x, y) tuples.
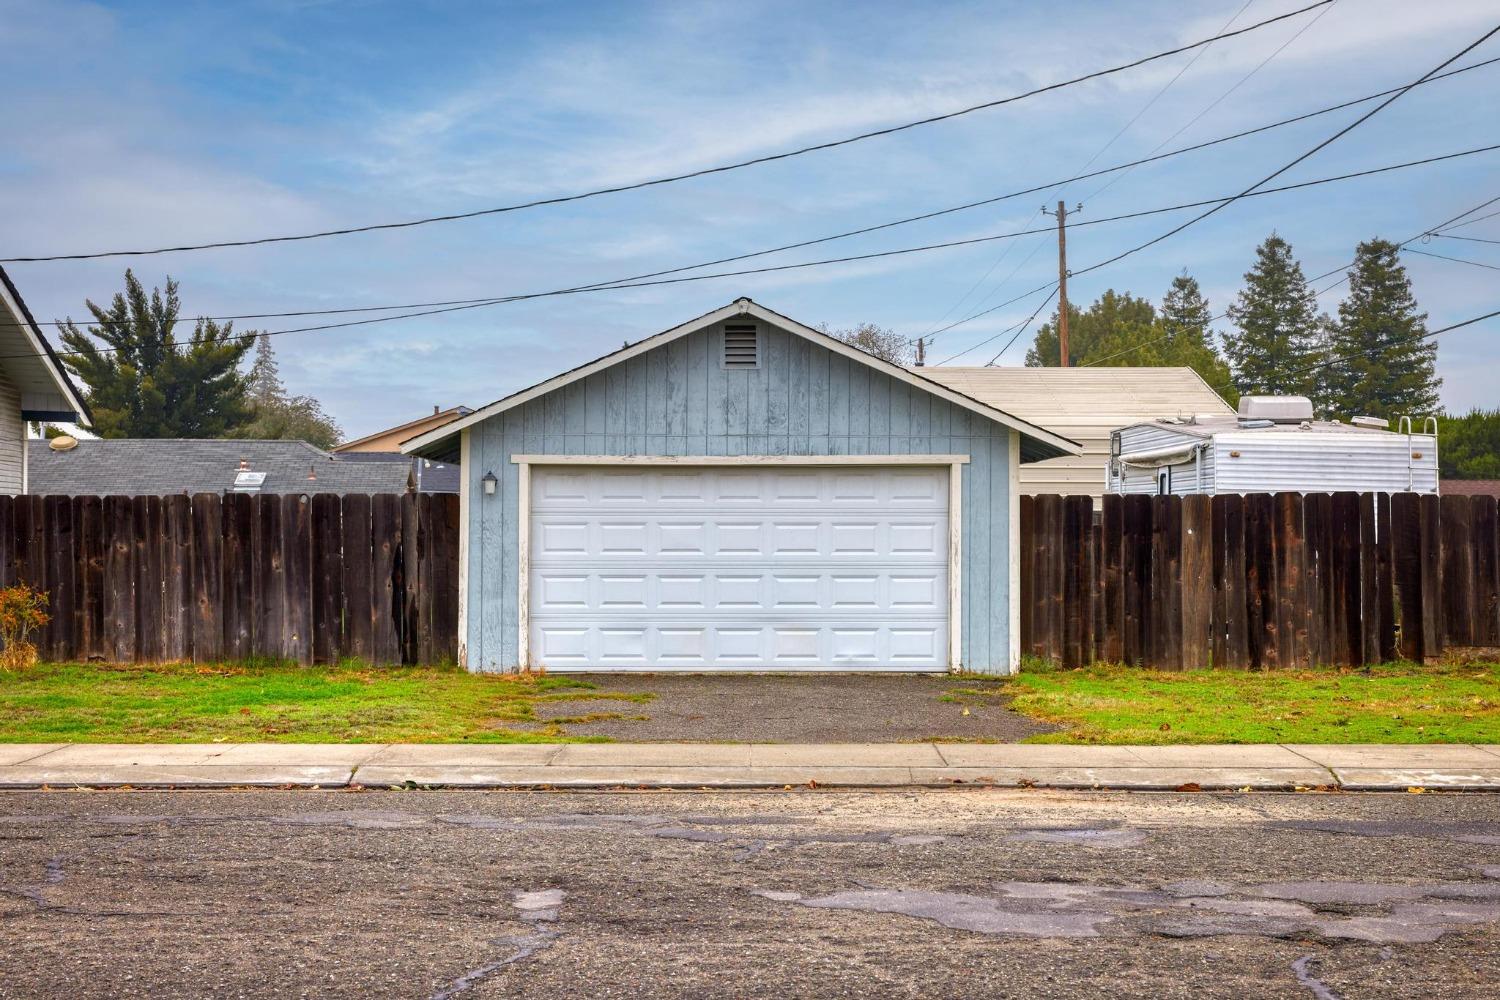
(522, 673), (1055, 742)
(2, 789), (1497, 998)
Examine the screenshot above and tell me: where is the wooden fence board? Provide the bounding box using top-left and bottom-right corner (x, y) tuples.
(431, 493), (460, 663)
(1101, 495), (1123, 664)
(341, 493), (374, 662)
(1375, 491), (1397, 661)
(310, 494), (342, 664)
(283, 495), (312, 664)
(1358, 494), (1380, 664)
(1440, 495), (1476, 647)
(136, 496), (163, 662)
(1419, 493), (1442, 659)
(1180, 495), (1212, 670)
(190, 494), (223, 662)
(102, 495), (136, 662)
(370, 493), (401, 665)
(221, 493), (254, 659)
(1473, 497), (1500, 647)
(43, 495), (74, 661)
(76, 496), (105, 661)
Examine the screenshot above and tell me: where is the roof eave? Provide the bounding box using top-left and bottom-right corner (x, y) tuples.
(0, 265), (93, 426)
(403, 299), (1082, 459)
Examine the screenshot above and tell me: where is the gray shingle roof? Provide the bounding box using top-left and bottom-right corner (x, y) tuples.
(25, 439), (458, 496)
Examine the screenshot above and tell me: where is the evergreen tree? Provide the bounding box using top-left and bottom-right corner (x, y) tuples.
(1223, 234), (1324, 403)
(59, 270), (254, 438)
(246, 332), (285, 407)
(1436, 408), (1500, 479)
(1323, 238), (1439, 419)
(233, 332), (343, 449)
(1141, 272), (1237, 405)
(1025, 289), (1156, 367)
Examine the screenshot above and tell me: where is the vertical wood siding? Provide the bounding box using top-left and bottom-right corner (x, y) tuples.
(463, 320), (1017, 672)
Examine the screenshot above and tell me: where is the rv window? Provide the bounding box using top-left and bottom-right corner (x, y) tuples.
(1156, 466), (1171, 496)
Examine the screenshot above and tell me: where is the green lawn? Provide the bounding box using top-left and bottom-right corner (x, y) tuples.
(0, 661), (650, 743)
(1002, 661), (1500, 744)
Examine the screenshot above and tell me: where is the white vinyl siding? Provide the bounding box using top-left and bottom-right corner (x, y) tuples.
(0, 369), (24, 494)
(527, 465), (949, 670)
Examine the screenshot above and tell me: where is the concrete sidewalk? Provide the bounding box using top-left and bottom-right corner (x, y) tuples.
(1, 742), (1498, 790)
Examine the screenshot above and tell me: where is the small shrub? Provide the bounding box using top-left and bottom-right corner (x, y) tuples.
(0, 583), (50, 670)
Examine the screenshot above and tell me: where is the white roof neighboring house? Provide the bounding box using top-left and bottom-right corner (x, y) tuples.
(914, 366), (1234, 500)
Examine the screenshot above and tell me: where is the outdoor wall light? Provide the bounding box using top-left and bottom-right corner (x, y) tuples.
(482, 471), (498, 496)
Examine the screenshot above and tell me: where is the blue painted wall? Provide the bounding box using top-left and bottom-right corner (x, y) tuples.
(464, 318), (1016, 672)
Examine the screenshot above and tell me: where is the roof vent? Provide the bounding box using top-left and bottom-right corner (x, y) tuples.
(1351, 415), (1389, 430)
(232, 459), (266, 493)
(48, 434), (78, 452)
(1237, 395), (1313, 424)
(722, 323), (759, 369)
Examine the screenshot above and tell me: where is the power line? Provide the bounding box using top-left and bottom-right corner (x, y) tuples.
(1081, 192), (1500, 368)
(0, 3), (1339, 264)
(1404, 246), (1500, 271)
(12, 58), (1498, 333)
(18, 146), (1495, 364)
(919, 142), (1500, 356)
(919, 0), (1255, 344)
(1083, 0), (1339, 205)
(1431, 233), (1500, 245)
(923, 49), (1500, 346)
(935, 285), (1059, 365)
(985, 288), (1063, 366)
(1440, 206), (1500, 231)
(1070, 22), (1500, 280)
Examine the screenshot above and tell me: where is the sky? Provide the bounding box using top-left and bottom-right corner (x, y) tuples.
(1, 0), (1497, 441)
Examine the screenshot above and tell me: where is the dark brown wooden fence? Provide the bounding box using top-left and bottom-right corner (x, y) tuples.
(0, 493), (460, 666)
(1021, 492), (1500, 669)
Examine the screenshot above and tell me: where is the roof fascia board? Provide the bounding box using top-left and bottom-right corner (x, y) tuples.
(0, 266), (92, 425)
(403, 299), (1080, 456)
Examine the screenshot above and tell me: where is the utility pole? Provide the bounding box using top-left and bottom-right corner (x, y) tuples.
(1043, 200), (1081, 367)
(914, 336), (926, 367)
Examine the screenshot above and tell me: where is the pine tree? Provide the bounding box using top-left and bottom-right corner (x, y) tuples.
(1223, 235), (1324, 402)
(1323, 239), (1439, 419)
(1025, 290), (1155, 367)
(246, 332), (285, 408)
(1143, 272), (1237, 405)
(233, 333), (343, 449)
(59, 270), (254, 438)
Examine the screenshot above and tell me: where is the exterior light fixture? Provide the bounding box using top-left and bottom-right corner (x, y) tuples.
(482, 471), (498, 496)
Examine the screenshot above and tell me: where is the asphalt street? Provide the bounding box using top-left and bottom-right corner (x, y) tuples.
(1, 788), (1497, 998)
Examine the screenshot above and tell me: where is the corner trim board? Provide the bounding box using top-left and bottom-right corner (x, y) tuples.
(1008, 429), (1021, 674)
(457, 427), (471, 668)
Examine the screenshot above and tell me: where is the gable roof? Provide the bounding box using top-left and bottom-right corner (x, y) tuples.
(403, 298), (1082, 461)
(0, 265), (92, 425)
(27, 438), (458, 495)
(914, 366), (1234, 435)
(334, 404), (473, 453)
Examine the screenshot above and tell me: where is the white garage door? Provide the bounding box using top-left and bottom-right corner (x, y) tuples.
(527, 465), (951, 671)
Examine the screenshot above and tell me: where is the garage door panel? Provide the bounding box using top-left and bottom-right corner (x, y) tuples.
(528, 465), (949, 671)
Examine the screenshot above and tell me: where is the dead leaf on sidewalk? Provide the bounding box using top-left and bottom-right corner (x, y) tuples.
(1407, 786), (1427, 794)
(1174, 782), (1202, 792)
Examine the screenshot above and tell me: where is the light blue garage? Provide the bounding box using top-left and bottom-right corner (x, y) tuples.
(405, 298), (1077, 674)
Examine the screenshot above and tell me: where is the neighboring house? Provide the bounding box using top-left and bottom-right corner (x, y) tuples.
(0, 266), (92, 493)
(403, 297), (1079, 675)
(334, 404), (472, 453)
(915, 366), (1234, 502)
(1109, 396), (1439, 496)
(1440, 479), (1500, 498)
(27, 438), (458, 495)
